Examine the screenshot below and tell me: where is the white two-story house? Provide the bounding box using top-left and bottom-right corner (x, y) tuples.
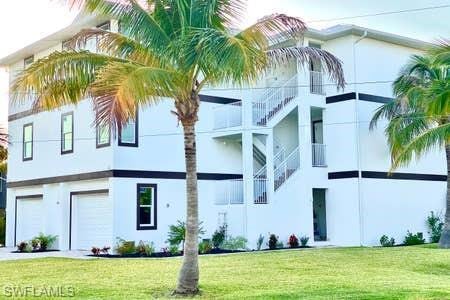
(0, 14), (446, 250)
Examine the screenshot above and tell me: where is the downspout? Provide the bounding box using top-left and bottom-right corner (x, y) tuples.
(353, 30), (367, 246)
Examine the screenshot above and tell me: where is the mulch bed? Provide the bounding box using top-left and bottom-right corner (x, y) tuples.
(11, 249), (60, 253)
(88, 248), (246, 258)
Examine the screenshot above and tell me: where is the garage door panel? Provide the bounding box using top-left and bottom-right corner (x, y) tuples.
(16, 198), (44, 243)
(73, 193), (112, 250)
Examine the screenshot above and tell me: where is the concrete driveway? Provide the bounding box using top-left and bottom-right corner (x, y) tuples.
(0, 247), (92, 261)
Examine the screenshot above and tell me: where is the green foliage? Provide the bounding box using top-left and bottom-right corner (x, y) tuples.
(115, 238), (136, 256)
(33, 233), (58, 251)
(427, 211), (444, 243)
(211, 224), (226, 248)
(135, 241), (154, 256)
(256, 234), (264, 251)
(380, 235), (396, 247)
(169, 245), (180, 256)
(198, 240), (213, 254)
(166, 220), (205, 250)
(300, 236), (310, 247)
(222, 236), (248, 251)
(268, 234), (278, 250)
(403, 231), (425, 246)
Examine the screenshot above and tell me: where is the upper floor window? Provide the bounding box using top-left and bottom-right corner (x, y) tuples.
(119, 111), (138, 147)
(24, 56), (34, 69)
(61, 112), (74, 154)
(96, 123), (111, 148)
(97, 21), (110, 31)
(22, 123), (33, 161)
(137, 184), (157, 230)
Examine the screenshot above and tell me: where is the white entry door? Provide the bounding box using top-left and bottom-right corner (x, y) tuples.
(72, 193), (113, 250)
(16, 197), (44, 243)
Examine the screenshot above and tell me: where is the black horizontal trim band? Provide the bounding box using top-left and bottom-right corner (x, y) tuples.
(8, 169), (243, 188)
(361, 171), (447, 181)
(328, 171), (359, 179)
(326, 92), (394, 104)
(199, 94), (240, 104)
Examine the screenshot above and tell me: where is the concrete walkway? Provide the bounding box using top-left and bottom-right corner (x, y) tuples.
(0, 247), (92, 261)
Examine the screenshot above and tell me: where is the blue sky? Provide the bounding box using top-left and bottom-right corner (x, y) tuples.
(1, 0), (450, 124)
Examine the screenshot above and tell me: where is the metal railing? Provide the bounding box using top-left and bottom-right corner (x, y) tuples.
(274, 147), (300, 191)
(312, 143), (327, 167)
(254, 178), (268, 204)
(213, 101), (242, 129)
(215, 179), (244, 205)
(252, 75), (299, 126)
(310, 71), (325, 95)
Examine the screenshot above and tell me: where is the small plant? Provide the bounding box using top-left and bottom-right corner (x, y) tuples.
(379, 235), (395, 247)
(91, 247), (101, 256)
(211, 224), (227, 248)
(160, 247), (170, 256)
(300, 236), (309, 247)
(115, 238), (136, 255)
(17, 241), (28, 252)
(135, 241), (154, 256)
(288, 234), (299, 248)
(427, 211), (444, 243)
(222, 236), (248, 250)
(169, 245), (180, 256)
(268, 234), (278, 250)
(31, 238), (40, 251)
(33, 233), (58, 251)
(198, 240), (213, 254)
(256, 234), (264, 250)
(403, 231), (425, 246)
(167, 220), (205, 251)
(101, 246), (111, 255)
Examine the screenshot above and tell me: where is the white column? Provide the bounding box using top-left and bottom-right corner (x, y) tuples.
(58, 183), (70, 250)
(298, 103), (312, 171)
(266, 131), (275, 203)
(242, 130), (253, 239)
(5, 188), (16, 247)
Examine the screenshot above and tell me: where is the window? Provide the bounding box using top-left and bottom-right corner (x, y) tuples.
(61, 112), (74, 154)
(97, 21), (110, 31)
(96, 123), (111, 148)
(24, 56), (34, 69)
(22, 123), (33, 161)
(137, 184), (157, 230)
(119, 111), (138, 147)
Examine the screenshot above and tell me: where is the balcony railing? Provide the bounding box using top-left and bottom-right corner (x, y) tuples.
(213, 101), (242, 129)
(310, 71), (325, 95)
(312, 143), (327, 167)
(274, 147), (300, 190)
(215, 179), (244, 205)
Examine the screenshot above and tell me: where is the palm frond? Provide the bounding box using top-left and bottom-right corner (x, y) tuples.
(267, 46), (345, 89)
(0, 128), (8, 147)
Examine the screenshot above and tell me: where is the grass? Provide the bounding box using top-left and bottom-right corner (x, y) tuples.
(0, 245), (449, 299)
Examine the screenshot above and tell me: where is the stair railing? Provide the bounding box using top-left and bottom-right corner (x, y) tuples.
(274, 146), (300, 191)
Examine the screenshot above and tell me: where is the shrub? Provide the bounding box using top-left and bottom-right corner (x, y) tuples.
(17, 241), (28, 252)
(222, 236), (247, 250)
(403, 231), (425, 246)
(211, 224), (227, 248)
(135, 241), (154, 256)
(288, 234), (299, 248)
(268, 234), (278, 250)
(115, 238), (136, 255)
(167, 220), (205, 251)
(427, 211), (444, 243)
(199, 240), (213, 254)
(33, 233), (58, 251)
(379, 235), (395, 247)
(169, 245), (180, 256)
(300, 236), (309, 247)
(256, 234), (264, 250)
(91, 247), (101, 256)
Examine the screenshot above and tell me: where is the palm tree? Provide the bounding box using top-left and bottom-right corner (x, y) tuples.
(371, 40), (450, 248)
(0, 128), (7, 147)
(12, 0), (345, 294)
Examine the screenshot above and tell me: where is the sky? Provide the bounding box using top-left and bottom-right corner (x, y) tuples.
(1, 0), (450, 126)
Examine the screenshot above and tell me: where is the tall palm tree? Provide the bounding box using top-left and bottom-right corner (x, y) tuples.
(12, 0), (345, 294)
(371, 40), (450, 248)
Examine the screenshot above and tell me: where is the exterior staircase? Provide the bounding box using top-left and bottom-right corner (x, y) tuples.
(274, 147), (300, 191)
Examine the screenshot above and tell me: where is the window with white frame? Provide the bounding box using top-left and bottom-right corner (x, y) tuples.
(23, 123), (33, 161)
(61, 112), (74, 154)
(137, 184), (157, 230)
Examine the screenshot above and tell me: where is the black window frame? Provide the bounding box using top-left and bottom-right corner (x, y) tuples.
(96, 123), (111, 148)
(136, 183), (157, 230)
(61, 112), (74, 155)
(23, 55), (34, 69)
(118, 110), (139, 147)
(22, 123), (33, 161)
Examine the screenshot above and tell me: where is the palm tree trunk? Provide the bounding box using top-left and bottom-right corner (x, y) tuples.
(439, 145), (450, 248)
(175, 120), (200, 294)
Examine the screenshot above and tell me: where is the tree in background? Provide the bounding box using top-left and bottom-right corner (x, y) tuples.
(12, 0), (345, 294)
(371, 40), (450, 248)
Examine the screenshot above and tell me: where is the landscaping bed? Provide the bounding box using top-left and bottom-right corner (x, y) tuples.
(88, 248), (245, 258)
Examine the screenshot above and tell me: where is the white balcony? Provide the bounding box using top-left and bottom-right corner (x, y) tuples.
(312, 143), (327, 167)
(215, 179), (244, 205)
(213, 101), (242, 129)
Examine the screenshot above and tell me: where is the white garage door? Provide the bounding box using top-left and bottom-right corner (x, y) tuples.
(16, 198), (44, 243)
(72, 193), (113, 250)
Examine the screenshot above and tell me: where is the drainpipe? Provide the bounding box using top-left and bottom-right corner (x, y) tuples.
(353, 30), (367, 246)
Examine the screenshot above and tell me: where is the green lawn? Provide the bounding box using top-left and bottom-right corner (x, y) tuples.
(0, 245), (449, 299)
